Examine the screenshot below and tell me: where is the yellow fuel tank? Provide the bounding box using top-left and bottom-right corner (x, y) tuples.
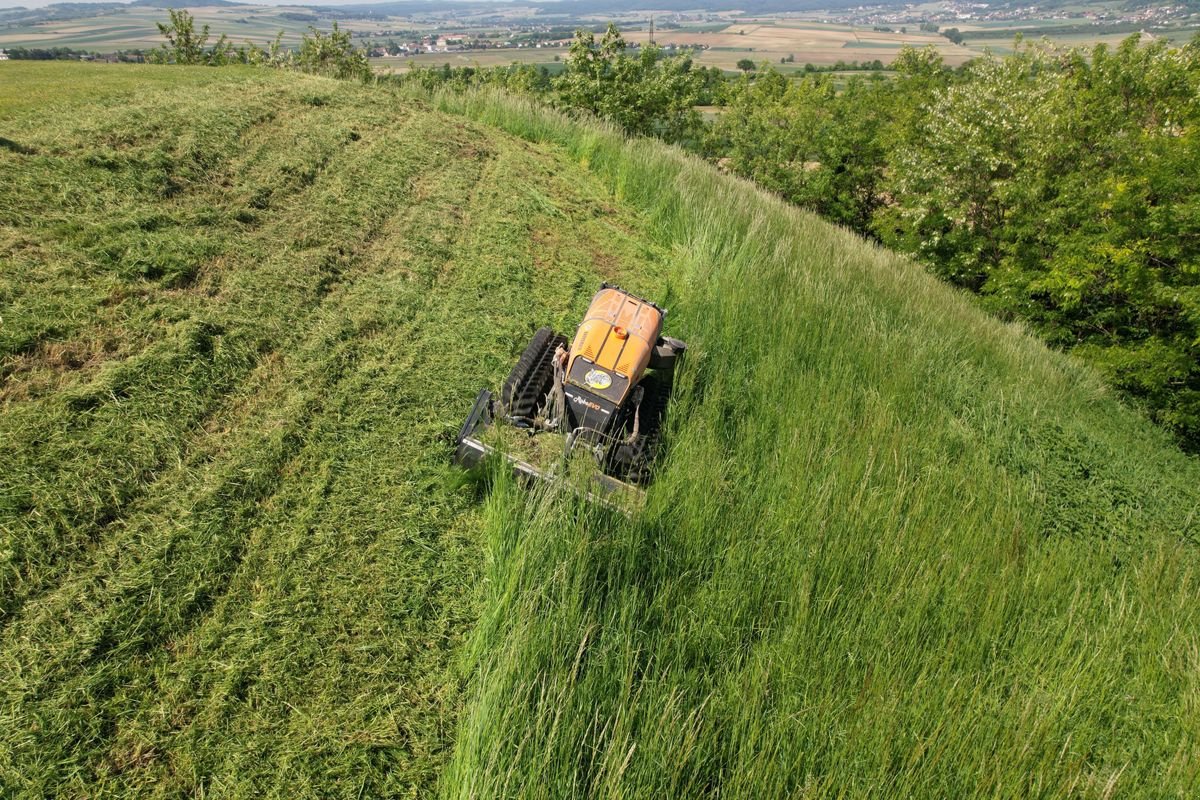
(566, 286), (664, 405)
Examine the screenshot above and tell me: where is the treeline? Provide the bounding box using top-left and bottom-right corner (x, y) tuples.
(397, 29), (1200, 450)
(3, 46), (146, 61)
(146, 9), (371, 80)
(794, 59), (888, 71)
(4, 46), (88, 60)
(391, 28), (726, 137)
(707, 38), (1200, 449)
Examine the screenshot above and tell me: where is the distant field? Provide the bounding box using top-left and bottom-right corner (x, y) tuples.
(374, 48), (567, 72)
(968, 28), (1198, 55)
(623, 22), (977, 67)
(956, 17), (1089, 30)
(1, 5), (1183, 68)
(0, 4), (393, 50)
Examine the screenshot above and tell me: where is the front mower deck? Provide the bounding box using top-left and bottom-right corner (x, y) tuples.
(454, 388), (644, 510)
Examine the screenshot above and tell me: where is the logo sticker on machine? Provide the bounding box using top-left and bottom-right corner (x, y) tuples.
(584, 369), (613, 390)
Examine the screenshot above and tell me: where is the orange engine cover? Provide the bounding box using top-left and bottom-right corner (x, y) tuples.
(566, 286), (664, 406)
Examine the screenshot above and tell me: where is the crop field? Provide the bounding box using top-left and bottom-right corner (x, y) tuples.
(0, 5), (395, 50)
(373, 49), (568, 73)
(3, 61), (1200, 798)
(378, 19), (981, 73)
(623, 22), (977, 67)
(973, 28), (1200, 55)
(3, 5), (1176, 71)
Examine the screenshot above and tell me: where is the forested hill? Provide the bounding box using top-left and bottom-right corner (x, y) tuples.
(1, 62), (1198, 798)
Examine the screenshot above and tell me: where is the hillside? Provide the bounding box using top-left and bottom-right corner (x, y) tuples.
(2, 62), (1199, 798)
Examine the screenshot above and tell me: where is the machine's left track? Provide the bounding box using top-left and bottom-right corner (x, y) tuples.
(501, 326), (568, 422)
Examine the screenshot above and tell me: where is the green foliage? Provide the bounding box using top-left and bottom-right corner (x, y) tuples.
(706, 67), (895, 231)
(4, 46), (101, 60)
(708, 37), (1200, 450)
(149, 9), (233, 67)
(392, 62), (553, 95)
(149, 12), (369, 80)
(295, 22), (371, 82)
(877, 38), (1200, 446)
(891, 43), (947, 78)
(554, 23), (704, 142)
(736, 57), (756, 72)
(384, 21), (725, 139)
(244, 31), (290, 69)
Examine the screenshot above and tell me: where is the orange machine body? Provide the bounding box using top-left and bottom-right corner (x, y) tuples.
(566, 287), (664, 405)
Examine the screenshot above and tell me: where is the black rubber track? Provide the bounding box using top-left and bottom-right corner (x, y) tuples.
(501, 327), (568, 420)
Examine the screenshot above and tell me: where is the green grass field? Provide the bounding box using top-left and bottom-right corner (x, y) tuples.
(3, 61), (1199, 798)
(0, 61), (667, 796)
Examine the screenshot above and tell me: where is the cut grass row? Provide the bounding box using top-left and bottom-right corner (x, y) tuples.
(0, 62), (666, 797)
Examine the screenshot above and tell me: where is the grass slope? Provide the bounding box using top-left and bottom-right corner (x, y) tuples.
(430, 95), (1200, 797)
(0, 62), (1197, 798)
(0, 62), (666, 796)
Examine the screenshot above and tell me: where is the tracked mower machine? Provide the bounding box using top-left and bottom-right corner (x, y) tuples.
(454, 283), (686, 499)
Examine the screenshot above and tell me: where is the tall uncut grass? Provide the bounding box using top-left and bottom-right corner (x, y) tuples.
(432, 91), (1200, 798)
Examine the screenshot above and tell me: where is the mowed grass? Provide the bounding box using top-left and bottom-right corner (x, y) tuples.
(0, 62), (666, 796)
(428, 92), (1200, 797)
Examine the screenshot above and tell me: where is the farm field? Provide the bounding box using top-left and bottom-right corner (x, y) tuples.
(624, 21), (977, 67)
(4, 4), (1187, 71)
(0, 4), (398, 50)
(388, 21), (975, 73)
(973, 28), (1200, 55)
(3, 60), (1200, 798)
(373, 48), (568, 73)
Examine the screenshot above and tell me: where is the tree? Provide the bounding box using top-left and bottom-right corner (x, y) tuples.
(874, 37), (1200, 447)
(941, 28), (965, 45)
(246, 31), (289, 68)
(555, 23), (704, 142)
(295, 22), (371, 81)
(705, 66), (896, 231)
(890, 44), (944, 77)
(152, 9), (209, 65)
(150, 9), (237, 66)
(736, 58), (756, 73)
